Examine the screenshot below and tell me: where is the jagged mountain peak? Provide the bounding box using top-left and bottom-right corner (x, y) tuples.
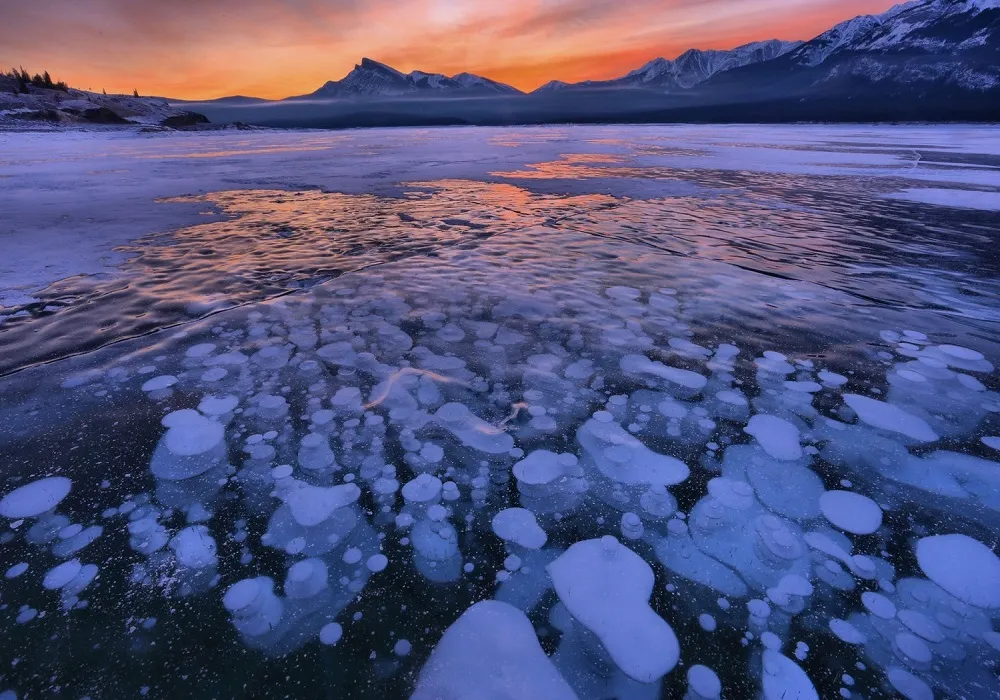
(546, 39), (801, 92)
(293, 59), (521, 99)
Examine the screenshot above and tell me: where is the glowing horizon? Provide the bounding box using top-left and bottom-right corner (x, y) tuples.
(0, 0), (901, 100)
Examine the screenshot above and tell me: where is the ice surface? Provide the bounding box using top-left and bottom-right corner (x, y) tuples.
(885, 188), (1000, 211)
(548, 536), (679, 683)
(3, 126), (1000, 698)
(915, 534), (1000, 608)
(412, 600), (576, 700)
(0, 477), (72, 518)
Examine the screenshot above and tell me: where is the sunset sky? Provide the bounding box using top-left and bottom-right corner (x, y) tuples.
(1, 0), (901, 100)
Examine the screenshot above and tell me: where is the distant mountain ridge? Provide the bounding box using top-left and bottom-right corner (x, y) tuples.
(289, 58), (521, 99)
(534, 40), (803, 93)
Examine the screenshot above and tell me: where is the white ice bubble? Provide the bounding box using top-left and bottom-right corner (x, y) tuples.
(343, 548), (362, 565)
(366, 554), (388, 572)
(162, 411), (225, 457)
(491, 508), (547, 549)
(0, 477), (72, 518)
(744, 414), (802, 461)
(513, 450), (576, 485)
(5, 562), (28, 579)
(198, 395), (239, 416)
(320, 622), (343, 645)
(402, 474), (442, 504)
(621, 354), (707, 393)
(761, 650), (818, 700)
(818, 370), (848, 387)
(282, 482), (361, 527)
(142, 375), (178, 392)
(843, 394), (938, 442)
(862, 591), (897, 619)
(185, 343), (217, 358)
(547, 536), (679, 683)
(168, 526), (217, 569)
(887, 666), (934, 700)
(915, 533), (1000, 609)
(43, 559), (82, 589)
(819, 491), (883, 535)
(688, 664), (722, 699)
(578, 417), (690, 486)
(412, 600), (575, 700)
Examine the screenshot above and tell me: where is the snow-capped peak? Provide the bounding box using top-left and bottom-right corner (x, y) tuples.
(565, 39), (802, 92)
(299, 59), (521, 98)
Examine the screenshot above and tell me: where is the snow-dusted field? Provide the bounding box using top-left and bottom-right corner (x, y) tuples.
(0, 124), (998, 699)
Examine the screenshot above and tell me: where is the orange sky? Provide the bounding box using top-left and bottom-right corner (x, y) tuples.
(0, 0), (902, 99)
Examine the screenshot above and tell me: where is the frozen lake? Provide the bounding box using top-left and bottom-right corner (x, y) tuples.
(0, 124), (999, 699)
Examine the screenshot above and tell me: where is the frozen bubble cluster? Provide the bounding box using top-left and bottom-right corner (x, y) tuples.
(2, 267), (1000, 700)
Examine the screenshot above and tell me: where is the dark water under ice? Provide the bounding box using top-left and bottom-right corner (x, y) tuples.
(0, 125), (998, 700)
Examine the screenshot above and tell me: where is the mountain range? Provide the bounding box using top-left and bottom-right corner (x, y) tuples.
(174, 0), (999, 124)
(534, 40), (803, 93)
(291, 57), (520, 99)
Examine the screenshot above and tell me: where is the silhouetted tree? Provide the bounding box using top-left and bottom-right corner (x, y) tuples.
(11, 67), (28, 93)
(133, 88), (139, 98)
(5, 66), (69, 93)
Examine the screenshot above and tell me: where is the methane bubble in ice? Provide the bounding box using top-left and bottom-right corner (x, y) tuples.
(491, 508), (547, 549)
(412, 600), (576, 700)
(687, 665), (722, 699)
(761, 650), (818, 700)
(915, 534), (1000, 608)
(0, 477), (72, 518)
(818, 491), (883, 535)
(744, 415), (802, 461)
(842, 394), (938, 442)
(547, 536), (679, 683)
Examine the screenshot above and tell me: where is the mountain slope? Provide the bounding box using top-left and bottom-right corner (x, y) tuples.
(1, 76), (209, 127)
(290, 58), (521, 99)
(533, 40), (802, 93)
(699, 0), (1000, 99)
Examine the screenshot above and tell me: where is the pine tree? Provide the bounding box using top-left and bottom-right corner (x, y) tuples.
(12, 67), (28, 93)
(42, 71), (53, 89)
(133, 88), (139, 98)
